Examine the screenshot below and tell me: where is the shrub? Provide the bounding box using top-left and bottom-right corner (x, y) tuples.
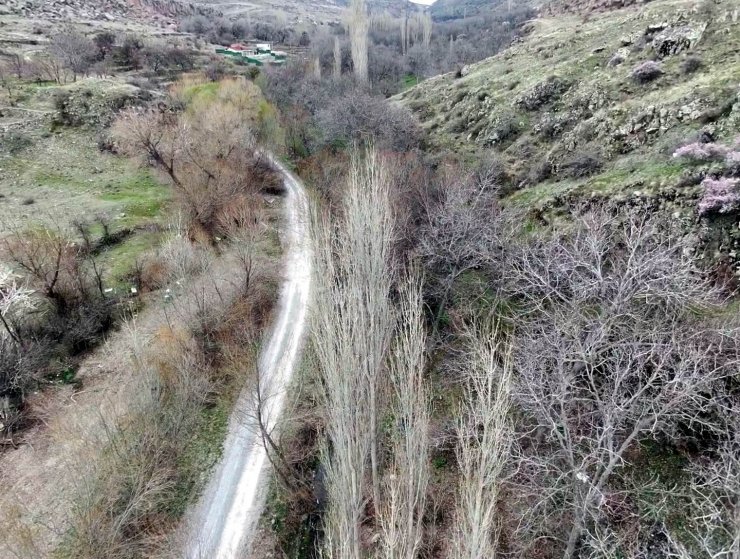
(631, 60), (663, 84)
(514, 75), (570, 111)
(681, 56), (703, 74)
(698, 177), (740, 216)
(726, 150), (740, 176)
(560, 150), (603, 178)
(673, 142), (730, 162)
(607, 53), (625, 67)
(1, 132), (32, 155)
(530, 159), (553, 183)
(0, 338), (51, 432)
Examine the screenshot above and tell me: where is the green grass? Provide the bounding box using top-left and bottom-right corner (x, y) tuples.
(181, 81), (220, 108)
(505, 179), (577, 207)
(401, 73), (421, 90)
(98, 230), (165, 284)
(99, 170), (170, 226)
(168, 398), (232, 517)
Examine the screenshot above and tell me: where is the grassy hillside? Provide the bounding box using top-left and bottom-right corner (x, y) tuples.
(398, 0), (740, 226)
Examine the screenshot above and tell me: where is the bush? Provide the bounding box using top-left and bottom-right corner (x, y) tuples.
(529, 159), (553, 184)
(607, 53), (625, 67)
(698, 177), (740, 216)
(673, 142), (729, 162)
(560, 150), (603, 178)
(514, 75), (570, 111)
(0, 338), (52, 433)
(631, 60), (663, 84)
(681, 56), (703, 74)
(1, 132), (32, 155)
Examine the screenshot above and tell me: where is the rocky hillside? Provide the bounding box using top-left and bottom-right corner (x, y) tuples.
(0, 0), (217, 26)
(187, 0), (408, 23)
(399, 0), (740, 242)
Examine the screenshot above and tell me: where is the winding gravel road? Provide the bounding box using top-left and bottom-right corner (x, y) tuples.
(184, 156), (311, 559)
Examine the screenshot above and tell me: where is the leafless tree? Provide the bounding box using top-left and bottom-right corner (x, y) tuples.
(665, 402), (740, 559)
(0, 62), (17, 106)
(418, 167), (511, 329)
(49, 28), (94, 82)
(421, 12), (433, 50)
(333, 36), (342, 80)
(348, 0), (369, 84)
(0, 267), (35, 344)
(507, 209), (739, 559)
(112, 79), (273, 242)
(450, 316), (513, 559)
(1, 224), (71, 305)
(33, 53), (66, 85)
(316, 90), (422, 152)
(311, 148), (394, 558)
(379, 272), (430, 559)
(8, 52), (27, 80)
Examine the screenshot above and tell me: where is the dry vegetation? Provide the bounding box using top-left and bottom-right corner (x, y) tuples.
(257, 143), (740, 559)
(1, 59), (286, 558)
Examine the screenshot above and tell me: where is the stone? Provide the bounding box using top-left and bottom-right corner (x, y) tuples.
(652, 23), (708, 58)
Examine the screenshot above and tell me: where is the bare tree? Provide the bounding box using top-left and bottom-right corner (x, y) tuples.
(0, 268), (34, 344)
(8, 52), (27, 80)
(33, 53), (66, 85)
(450, 317), (513, 559)
(508, 209), (739, 559)
(49, 28), (94, 82)
(422, 12), (433, 50)
(333, 36), (342, 80)
(348, 0), (369, 84)
(112, 78), (274, 242)
(311, 148), (394, 558)
(379, 272), (430, 559)
(0, 62), (17, 106)
(418, 167), (511, 330)
(665, 402), (740, 559)
(1, 225), (71, 306)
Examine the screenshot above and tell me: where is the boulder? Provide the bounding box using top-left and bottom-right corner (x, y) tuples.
(652, 23), (707, 58)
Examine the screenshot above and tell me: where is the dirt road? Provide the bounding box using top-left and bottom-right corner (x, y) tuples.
(184, 157), (312, 559)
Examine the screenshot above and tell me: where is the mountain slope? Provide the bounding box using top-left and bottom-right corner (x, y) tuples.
(185, 0), (408, 23)
(398, 0), (740, 221)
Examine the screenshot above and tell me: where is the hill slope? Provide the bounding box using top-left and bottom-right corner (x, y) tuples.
(185, 0), (409, 23)
(398, 0), (740, 223)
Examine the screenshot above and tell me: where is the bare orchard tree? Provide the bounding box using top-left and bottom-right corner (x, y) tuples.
(49, 28), (94, 82)
(508, 209), (739, 559)
(8, 52), (27, 79)
(379, 272), (430, 559)
(0, 62), (17, 106)
(33, 52), (66, 85)
(450, 317), (514, 559)
(311, 148), (394, 559)
(348, 0), (369, 84)
(666, 401), (740, 559)
(418, 166), (512, 330)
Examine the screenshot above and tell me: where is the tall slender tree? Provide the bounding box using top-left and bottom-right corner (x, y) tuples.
(333, 36), (342, 80)
(312, 148), (394, 558)
(348, 0), (369, 84)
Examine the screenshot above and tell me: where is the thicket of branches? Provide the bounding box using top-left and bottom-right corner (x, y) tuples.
(269, 139), (740, 559)
(1, 28), (195, 87)
(0, 217), (125, 439)
(111, 76), (282, 243)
